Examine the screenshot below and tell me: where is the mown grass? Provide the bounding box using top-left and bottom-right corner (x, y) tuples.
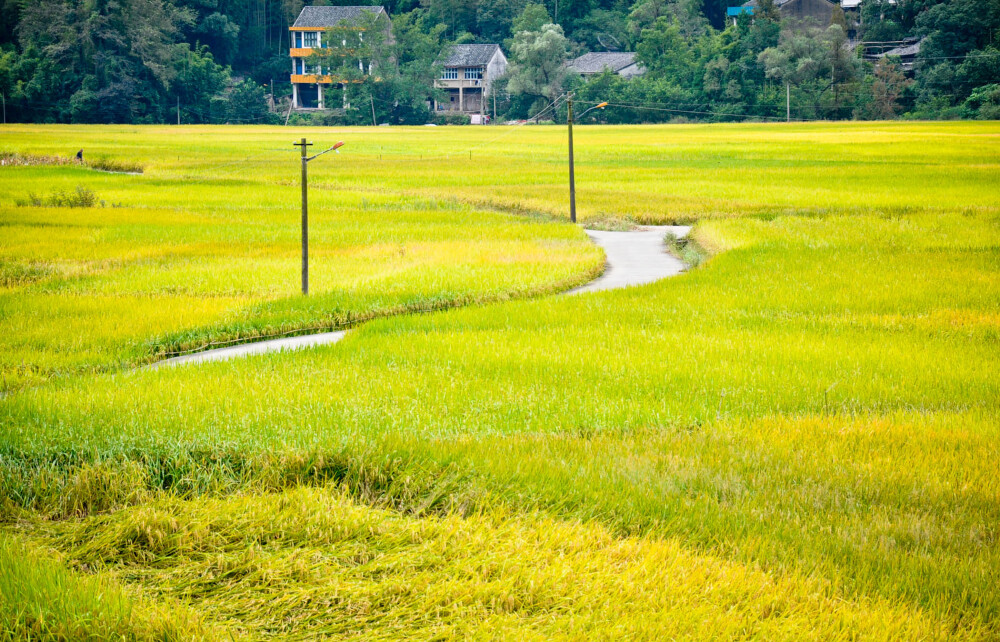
(1, 121), (998, 639)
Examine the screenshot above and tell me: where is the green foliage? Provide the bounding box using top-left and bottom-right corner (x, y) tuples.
(636, 18), (697, 82)
(193, 12), (240, 66)
(963, 82), (1000, 119)
(0, 0), (997, 123)
(507, 21), (570, 112)
(18, 186), (100, 209)
(174, 45), (231, 124)
(434, 111), (473, 124)
(224, 79), (270, 124)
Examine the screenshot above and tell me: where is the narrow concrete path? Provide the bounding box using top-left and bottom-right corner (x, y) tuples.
(148, 225), (691, 369)
(148, 332), (346, 369)
(568, 225), (690, 295)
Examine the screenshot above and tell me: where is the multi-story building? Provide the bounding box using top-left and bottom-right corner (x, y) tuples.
(289, 5), (390, 110)
(434, 44), (507, 118)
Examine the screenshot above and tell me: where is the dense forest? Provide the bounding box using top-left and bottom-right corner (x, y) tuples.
(0, 0), (997, 124)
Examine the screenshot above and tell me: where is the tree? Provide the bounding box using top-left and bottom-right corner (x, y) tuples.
(759, 23), (859, 119)
(476, 0), (529, 43)
(226, 78), (269, 122)
(963, 82), (1000, 119)
(636, 18), (697, 86)
(866, 58), (912, 119)
(512, 3), (552, 34)
(174, 44), (231, 123)
(16, 0), (196, 123)
(195, 12), (240, 66)
(913, 0), (1000, 107)
(507, 21), (570, 115)
(627, 0), (668, 40)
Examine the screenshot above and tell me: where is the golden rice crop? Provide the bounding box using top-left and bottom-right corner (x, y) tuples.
(1, 121), (998, 639)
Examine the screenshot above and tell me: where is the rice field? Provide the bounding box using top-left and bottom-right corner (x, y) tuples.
(1, 121), (999, 640)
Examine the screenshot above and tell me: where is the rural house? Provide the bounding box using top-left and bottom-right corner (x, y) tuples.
(434, 44), (507, 119)
(566, 52), (644, 78)
(289, 5), (390, 110)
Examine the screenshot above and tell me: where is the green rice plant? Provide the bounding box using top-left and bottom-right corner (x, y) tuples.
(1, 122), (998, 638)
(3, 211), (997, 633)
(0, 188), (601, 391)
(86, 157), (144, 174)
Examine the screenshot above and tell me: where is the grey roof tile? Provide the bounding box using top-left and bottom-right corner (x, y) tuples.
(292, 6), (385, 29)
(567, 52), (637, 74)
(438, 44), (502, 67)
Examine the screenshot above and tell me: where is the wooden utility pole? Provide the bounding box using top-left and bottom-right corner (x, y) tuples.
(786, 82), (790, 122)
(293, 139), (345, 296)
(567, 94), (576, 223)
(294, 138), (313, 294)
(370, 96), (377, 126)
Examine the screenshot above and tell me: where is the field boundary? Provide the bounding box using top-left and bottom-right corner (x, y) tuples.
(145, 225), (693, 368)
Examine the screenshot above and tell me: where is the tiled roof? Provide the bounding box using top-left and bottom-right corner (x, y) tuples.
(292, 6), (385, 29)
(878, 41), (922, 58)
(438, 44), (502, 67)
(567, 52), (637, 74)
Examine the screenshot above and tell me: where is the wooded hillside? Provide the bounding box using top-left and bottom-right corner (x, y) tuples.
(0, 0), (996, 124)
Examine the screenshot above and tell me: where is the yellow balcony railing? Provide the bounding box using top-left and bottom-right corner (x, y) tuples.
(291, 74), (335, 84)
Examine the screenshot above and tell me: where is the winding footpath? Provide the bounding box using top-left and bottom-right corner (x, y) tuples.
(149, 225), (691, 369)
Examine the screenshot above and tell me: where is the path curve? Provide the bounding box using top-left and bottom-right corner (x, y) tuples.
(568, 225), (690, 295)
(148, 225), (691, 369)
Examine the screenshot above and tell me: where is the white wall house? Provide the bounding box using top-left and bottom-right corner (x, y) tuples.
(289, 5), (389, 110)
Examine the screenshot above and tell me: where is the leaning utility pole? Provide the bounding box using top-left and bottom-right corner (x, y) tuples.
(567, 94), (576, 224)
(293, 138), (345, 295)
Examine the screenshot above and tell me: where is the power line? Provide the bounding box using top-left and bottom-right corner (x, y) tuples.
(576, 100), (818, 122)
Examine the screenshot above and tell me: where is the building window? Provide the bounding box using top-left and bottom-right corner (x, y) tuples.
(441, 68), (458, 80)
(303, 32), (318, 47)
(464, 67), (483, 80)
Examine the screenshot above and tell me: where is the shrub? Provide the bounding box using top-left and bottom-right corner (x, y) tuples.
(434, 112), (472, 125)
(18, 186), (102, 208)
